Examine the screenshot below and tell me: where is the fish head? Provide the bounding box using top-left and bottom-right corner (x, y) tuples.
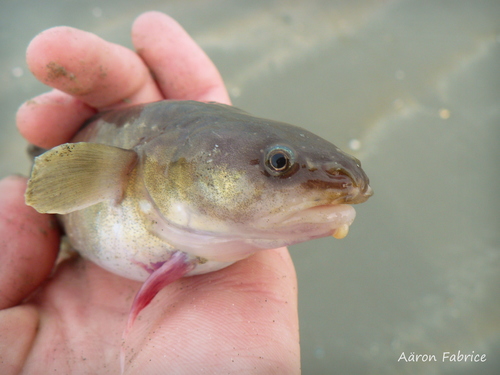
(141, 104), (373, 262)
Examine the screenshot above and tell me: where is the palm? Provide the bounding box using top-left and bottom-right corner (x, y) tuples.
(19, 250), (296, 373)
(0, 12), (299, 374)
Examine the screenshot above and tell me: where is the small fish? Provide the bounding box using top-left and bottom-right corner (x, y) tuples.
(25, 100), (372, 329)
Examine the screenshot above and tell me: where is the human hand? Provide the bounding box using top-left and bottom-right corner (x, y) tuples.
(0, 12), (300, 374)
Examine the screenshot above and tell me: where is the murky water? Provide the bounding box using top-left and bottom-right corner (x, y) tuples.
(1, 1), (498, 374)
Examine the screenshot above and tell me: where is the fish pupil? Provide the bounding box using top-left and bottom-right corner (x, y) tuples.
(271, 153), (288, 170)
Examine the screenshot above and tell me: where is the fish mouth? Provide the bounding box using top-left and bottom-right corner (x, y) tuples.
(276, 203), (357, 240)
(280, 182), (372, 225)
(280, 204), (355, 225)
(267, 184), (373, 241)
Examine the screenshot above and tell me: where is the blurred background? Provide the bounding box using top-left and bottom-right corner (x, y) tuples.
(1, 0), (499, 374)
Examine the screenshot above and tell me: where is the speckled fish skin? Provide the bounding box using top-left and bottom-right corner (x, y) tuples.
(27, 100), (372, 283)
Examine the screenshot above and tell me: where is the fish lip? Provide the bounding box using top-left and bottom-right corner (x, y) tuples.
(263, 183), (371, 231)
(271, 203), (356, 235)
(251, 203), (357, 243)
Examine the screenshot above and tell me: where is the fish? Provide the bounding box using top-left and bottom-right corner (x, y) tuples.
(25, 100), (373, 329)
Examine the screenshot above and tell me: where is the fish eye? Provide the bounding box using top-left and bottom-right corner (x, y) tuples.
(265, 146), (296, 176)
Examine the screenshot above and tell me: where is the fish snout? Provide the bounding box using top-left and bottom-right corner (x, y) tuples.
(352, 183), (373, 204)
(323, 159), (373, 204)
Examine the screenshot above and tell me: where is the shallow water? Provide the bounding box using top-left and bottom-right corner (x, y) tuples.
(1, 1), (499, 374)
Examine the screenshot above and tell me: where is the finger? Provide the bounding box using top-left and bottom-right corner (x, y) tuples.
(0, 176), (60, 310)
(132, 11), (231, 104)
(26, 26), (163, 109)
(17, 90), (96, 148)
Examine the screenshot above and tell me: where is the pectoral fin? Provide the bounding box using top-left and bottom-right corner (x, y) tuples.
(25, 142), (138, 214)
(126, 252), (195, 332)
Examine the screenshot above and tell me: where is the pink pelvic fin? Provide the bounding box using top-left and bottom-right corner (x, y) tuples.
(126, 252), (194, 331)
